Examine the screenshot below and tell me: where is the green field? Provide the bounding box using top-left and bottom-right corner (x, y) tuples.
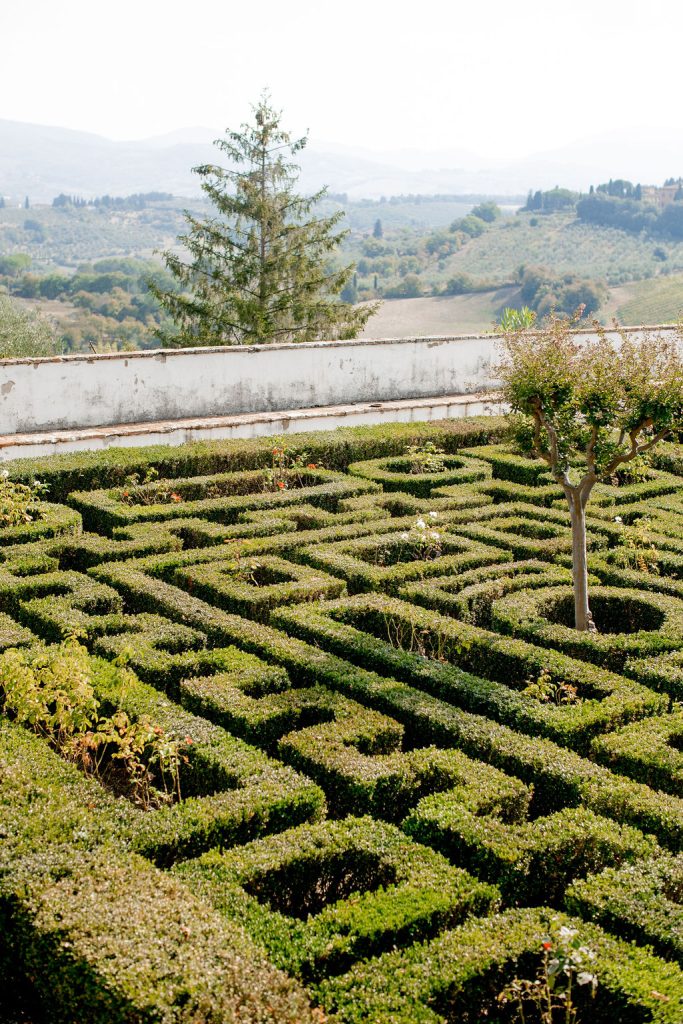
(360, 287), (519, 337)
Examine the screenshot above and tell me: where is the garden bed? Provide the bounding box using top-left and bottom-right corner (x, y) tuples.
(2, 424), (683, 1023)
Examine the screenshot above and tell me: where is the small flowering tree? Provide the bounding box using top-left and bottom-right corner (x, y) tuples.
(497, 316), (683, 631)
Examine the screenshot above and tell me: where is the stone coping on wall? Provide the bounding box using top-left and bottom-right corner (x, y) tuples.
(0, 324), (678, 367)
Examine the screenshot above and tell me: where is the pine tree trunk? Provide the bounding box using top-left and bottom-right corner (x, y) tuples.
(568, 493), (596, 632)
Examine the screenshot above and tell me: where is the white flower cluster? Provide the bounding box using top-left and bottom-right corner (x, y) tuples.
(401, 511), (440, 542)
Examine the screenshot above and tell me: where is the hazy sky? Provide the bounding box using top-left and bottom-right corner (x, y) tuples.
(4, 0), (681, 159)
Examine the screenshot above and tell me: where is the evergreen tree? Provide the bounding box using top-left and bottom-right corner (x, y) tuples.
(150, 94), (375, 346)
(373, 218), (383, 238)
(23, 196), (29, 209)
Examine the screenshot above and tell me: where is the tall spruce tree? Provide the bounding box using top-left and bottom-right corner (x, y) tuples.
(150, 95), (375, 346)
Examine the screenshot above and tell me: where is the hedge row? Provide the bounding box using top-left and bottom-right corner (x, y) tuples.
(0, 725), (317, 1024)
(170, 553), (346, 622)
(461, 442), (682, 507)
(174, 815), (498, 982)
(405, 799), (656, 905)
(2, 649), (325, 866)
(591, 710), (683, 796)
(55, 493), (398, 571)
(625, 650), (683, 699)
(4, 416), (509, 500)
(319, 906), (683, 1023)
(272, 594), (665, 751)
(297, 529), (510, 595)
(69, 468), (379, 534)
(488, 583), (683, 670)
(87, 561), (683, 850)
(459, 443), (554, 485)
(567, 853), (683, 964)
(347, 453), (491, 497)
(401, 558), (575, 627)
(0, 501), (82, 546)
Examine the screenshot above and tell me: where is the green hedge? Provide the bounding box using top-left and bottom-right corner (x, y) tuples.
(319, 906), (683, 1023)
(272, 594), (665, 751)
(460, 442), (681, 507)
(567, 853), (683, 963)
(2, 844), (317, 1024)
(69, 468), (378, 534)
(401, 558), (575, 627)
(4, 422), (683, 1021)
(88, 560), (683, 850)
(591, 710), (683, 796)
(347, 453), (491, 497)
(4, 416), (509, 500)
(625, 650), (683, 699)
(488, 584), (683, 670)
(0, 721), (314, 1024)
(0, 501), (82, 545)
(170, 553), (346, 622)
(297, 528), (509, 595)
(405, 799), (656, 905)
(460, 443), (554, 485)
(0, 649), (324, 867)
(174, 815), (498, 982)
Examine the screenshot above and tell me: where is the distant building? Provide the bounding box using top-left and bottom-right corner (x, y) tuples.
(640, 184), (682, 209)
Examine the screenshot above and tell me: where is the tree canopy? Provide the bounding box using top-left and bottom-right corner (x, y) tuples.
(150, 94), (375, 346)
(498, 316), (683, 630)
(0, 293), (61, 358)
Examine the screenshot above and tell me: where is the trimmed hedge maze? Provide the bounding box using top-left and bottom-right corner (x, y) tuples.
(3, 417), (683, 1022)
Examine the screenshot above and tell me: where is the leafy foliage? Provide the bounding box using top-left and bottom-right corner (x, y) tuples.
(0, 292), (61, 357)
(0, 641), (189, 809)
(497, 316), (683, 628)
(151, 94), (375, 345)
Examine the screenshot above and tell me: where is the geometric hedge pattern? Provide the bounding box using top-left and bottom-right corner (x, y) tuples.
(2, 419), (683, 1022)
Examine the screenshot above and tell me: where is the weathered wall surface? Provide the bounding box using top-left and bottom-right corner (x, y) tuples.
(0, 335), (497, 433)
(0, 326), (677, 435)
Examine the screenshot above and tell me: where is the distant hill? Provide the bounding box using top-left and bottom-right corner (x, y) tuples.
(2, 118), (681, 205)
(0, 119), (502, 203)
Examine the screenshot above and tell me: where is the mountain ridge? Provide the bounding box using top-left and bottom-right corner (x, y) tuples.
(1, 118), (680, 203)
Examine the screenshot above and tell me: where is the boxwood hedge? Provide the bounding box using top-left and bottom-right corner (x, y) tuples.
(2, 420), (683, 1022)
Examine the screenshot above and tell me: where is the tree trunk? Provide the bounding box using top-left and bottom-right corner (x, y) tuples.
(568, 492), (596, 632)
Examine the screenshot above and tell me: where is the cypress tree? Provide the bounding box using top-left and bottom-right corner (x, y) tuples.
(150, 94), (375, 346)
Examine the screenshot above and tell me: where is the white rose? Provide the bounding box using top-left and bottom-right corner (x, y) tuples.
(415, 518), (426, 529)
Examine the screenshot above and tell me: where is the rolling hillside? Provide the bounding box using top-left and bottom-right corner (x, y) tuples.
(607, 273), (683, 325)
(442, 211), (683, 287)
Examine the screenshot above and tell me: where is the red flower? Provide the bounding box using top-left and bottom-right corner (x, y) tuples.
(542, 941), (553, 951)
(307, 463), (317, 469)
(277, 481), (286, 489)
(170, 492), (182, 502)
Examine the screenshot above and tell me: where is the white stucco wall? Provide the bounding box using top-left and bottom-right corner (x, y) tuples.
(0, 326), (677, 435)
